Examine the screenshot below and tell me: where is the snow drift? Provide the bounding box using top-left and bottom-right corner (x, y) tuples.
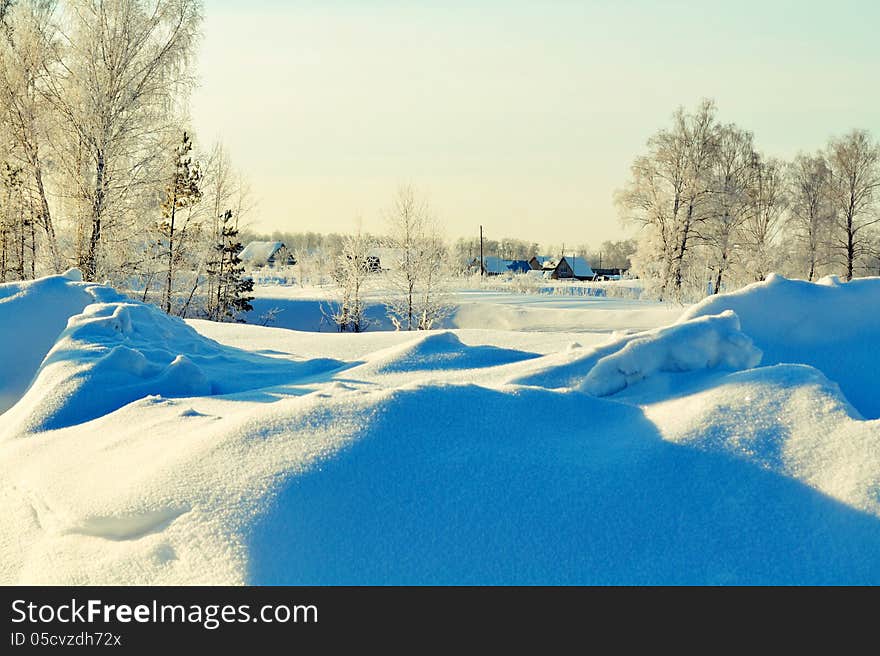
(1, 274), (343, 434)
(249, 382), (880, 585)
(355, 331), (539, 375)
(511, 310), (761, 395)
(0, 270), (116, 414)
(680, 274), (880, 418)
(2, 272), (880, 585)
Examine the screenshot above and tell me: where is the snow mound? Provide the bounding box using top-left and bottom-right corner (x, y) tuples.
(3, 294), (344, 434)
(248, 383), (880, 584)
(361, 331), (539, 375)
(645, 363), (880, 518)
(511, 311), (760, 395)
(679, 274), (880, 418)
(0, 272), (126, 414)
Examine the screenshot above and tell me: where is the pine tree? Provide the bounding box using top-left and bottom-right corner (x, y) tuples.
(159, 131), (202, 314)
(206, 209), (253, 322)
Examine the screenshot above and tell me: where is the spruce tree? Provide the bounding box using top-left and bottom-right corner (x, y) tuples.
(207, 209), (253, 321)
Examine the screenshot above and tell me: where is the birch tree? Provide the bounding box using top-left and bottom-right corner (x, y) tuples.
(827, 130), (880, 281)
(786, 153), (833, 281)
(385, 185), (428, 330)
(329, 227), (372, 333)
(618, 100), (719, 300)
(47, 0), (202, 281)
(698, 124), (755, 293)
(383, 185), (452, 330)
(742, 156), (786, 282)
(0, 0), (62, 272)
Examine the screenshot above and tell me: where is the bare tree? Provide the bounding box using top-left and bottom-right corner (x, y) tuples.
(696, 124), (755, 293)
(415, 223), (452, 330)
(329, 226), (372, 333)
(827, 130), (880, 281)
(159, 131), (201, 314)
(742, 156), (786, 282)
(618, 99), (719, 300)
(46, 0), (202, 281)
(384, 185), (428, 330)
(0, 0), (62, 272)
(786, 153), (834, 281)
(383, 185), (452, 330)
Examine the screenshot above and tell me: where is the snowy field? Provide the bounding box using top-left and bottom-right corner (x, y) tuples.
(2, 271), (880, 584)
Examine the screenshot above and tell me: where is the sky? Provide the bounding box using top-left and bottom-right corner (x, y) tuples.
(191, 0), (880, 246)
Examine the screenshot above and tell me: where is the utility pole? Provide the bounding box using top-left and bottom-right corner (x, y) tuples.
(479, 225), (484, 276)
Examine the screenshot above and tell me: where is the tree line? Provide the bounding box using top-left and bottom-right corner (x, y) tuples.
(0, 0), (254, 320)
(618, 99), (880, 301)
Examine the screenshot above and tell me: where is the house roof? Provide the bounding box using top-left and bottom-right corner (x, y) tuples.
(240, 241), (287, 264)
(560, 256), (595, 278)
(481, 256), (513, 274)
(531, 256), (558, 270)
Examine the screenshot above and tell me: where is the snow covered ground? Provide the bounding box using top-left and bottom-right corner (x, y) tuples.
(2, 271), (880, 584)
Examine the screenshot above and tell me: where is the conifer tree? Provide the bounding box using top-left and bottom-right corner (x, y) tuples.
(207, 209), (253, 321)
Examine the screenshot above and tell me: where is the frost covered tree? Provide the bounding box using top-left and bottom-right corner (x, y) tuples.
(384, 185), (428, 330)
(414, 225), (452, 330)
(742, 156), (786, 282)
(159, 131), (201, 313)
(0, 0), (62, 272)
(199, 141), (253, 317)
(786, 153), (834, 281)
(383, 185), (452, 330)
(329, 227), (372, 333)
(0, 161), (34, 281)
(698, 124), (755, 293)
(617, 99), (720, 300)
(47, 0), (202, 281)
(826, 130), (880, 281)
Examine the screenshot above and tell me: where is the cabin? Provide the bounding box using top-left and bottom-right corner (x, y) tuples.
(239, 241), (296, 268)
(530, 255), (596, 281)
(553, 256), (595, 281)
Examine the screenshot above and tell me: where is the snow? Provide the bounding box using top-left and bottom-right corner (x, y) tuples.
(2, 271), (880, 584)
(578, 310), (761, 396)
(248, 284), (678, 334)
(679, 273), (880, 418)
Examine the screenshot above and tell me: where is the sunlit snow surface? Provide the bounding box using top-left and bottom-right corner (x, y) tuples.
(1, 272), (879, 584)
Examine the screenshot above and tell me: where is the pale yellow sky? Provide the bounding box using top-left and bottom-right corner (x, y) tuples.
(191, 1), (880, 246)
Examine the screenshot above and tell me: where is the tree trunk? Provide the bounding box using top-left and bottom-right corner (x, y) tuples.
(163, 198), (177, 314)
(846, 213), (855, 281)
(83, 151), (107, 282)
(712, 269), (721, 295)
(31, 157), (62, 274)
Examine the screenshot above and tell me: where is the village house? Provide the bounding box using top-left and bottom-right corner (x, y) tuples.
(239, 241), (296, 268)
(529, 255), (595, 281)
(552, 256), (595, 281)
